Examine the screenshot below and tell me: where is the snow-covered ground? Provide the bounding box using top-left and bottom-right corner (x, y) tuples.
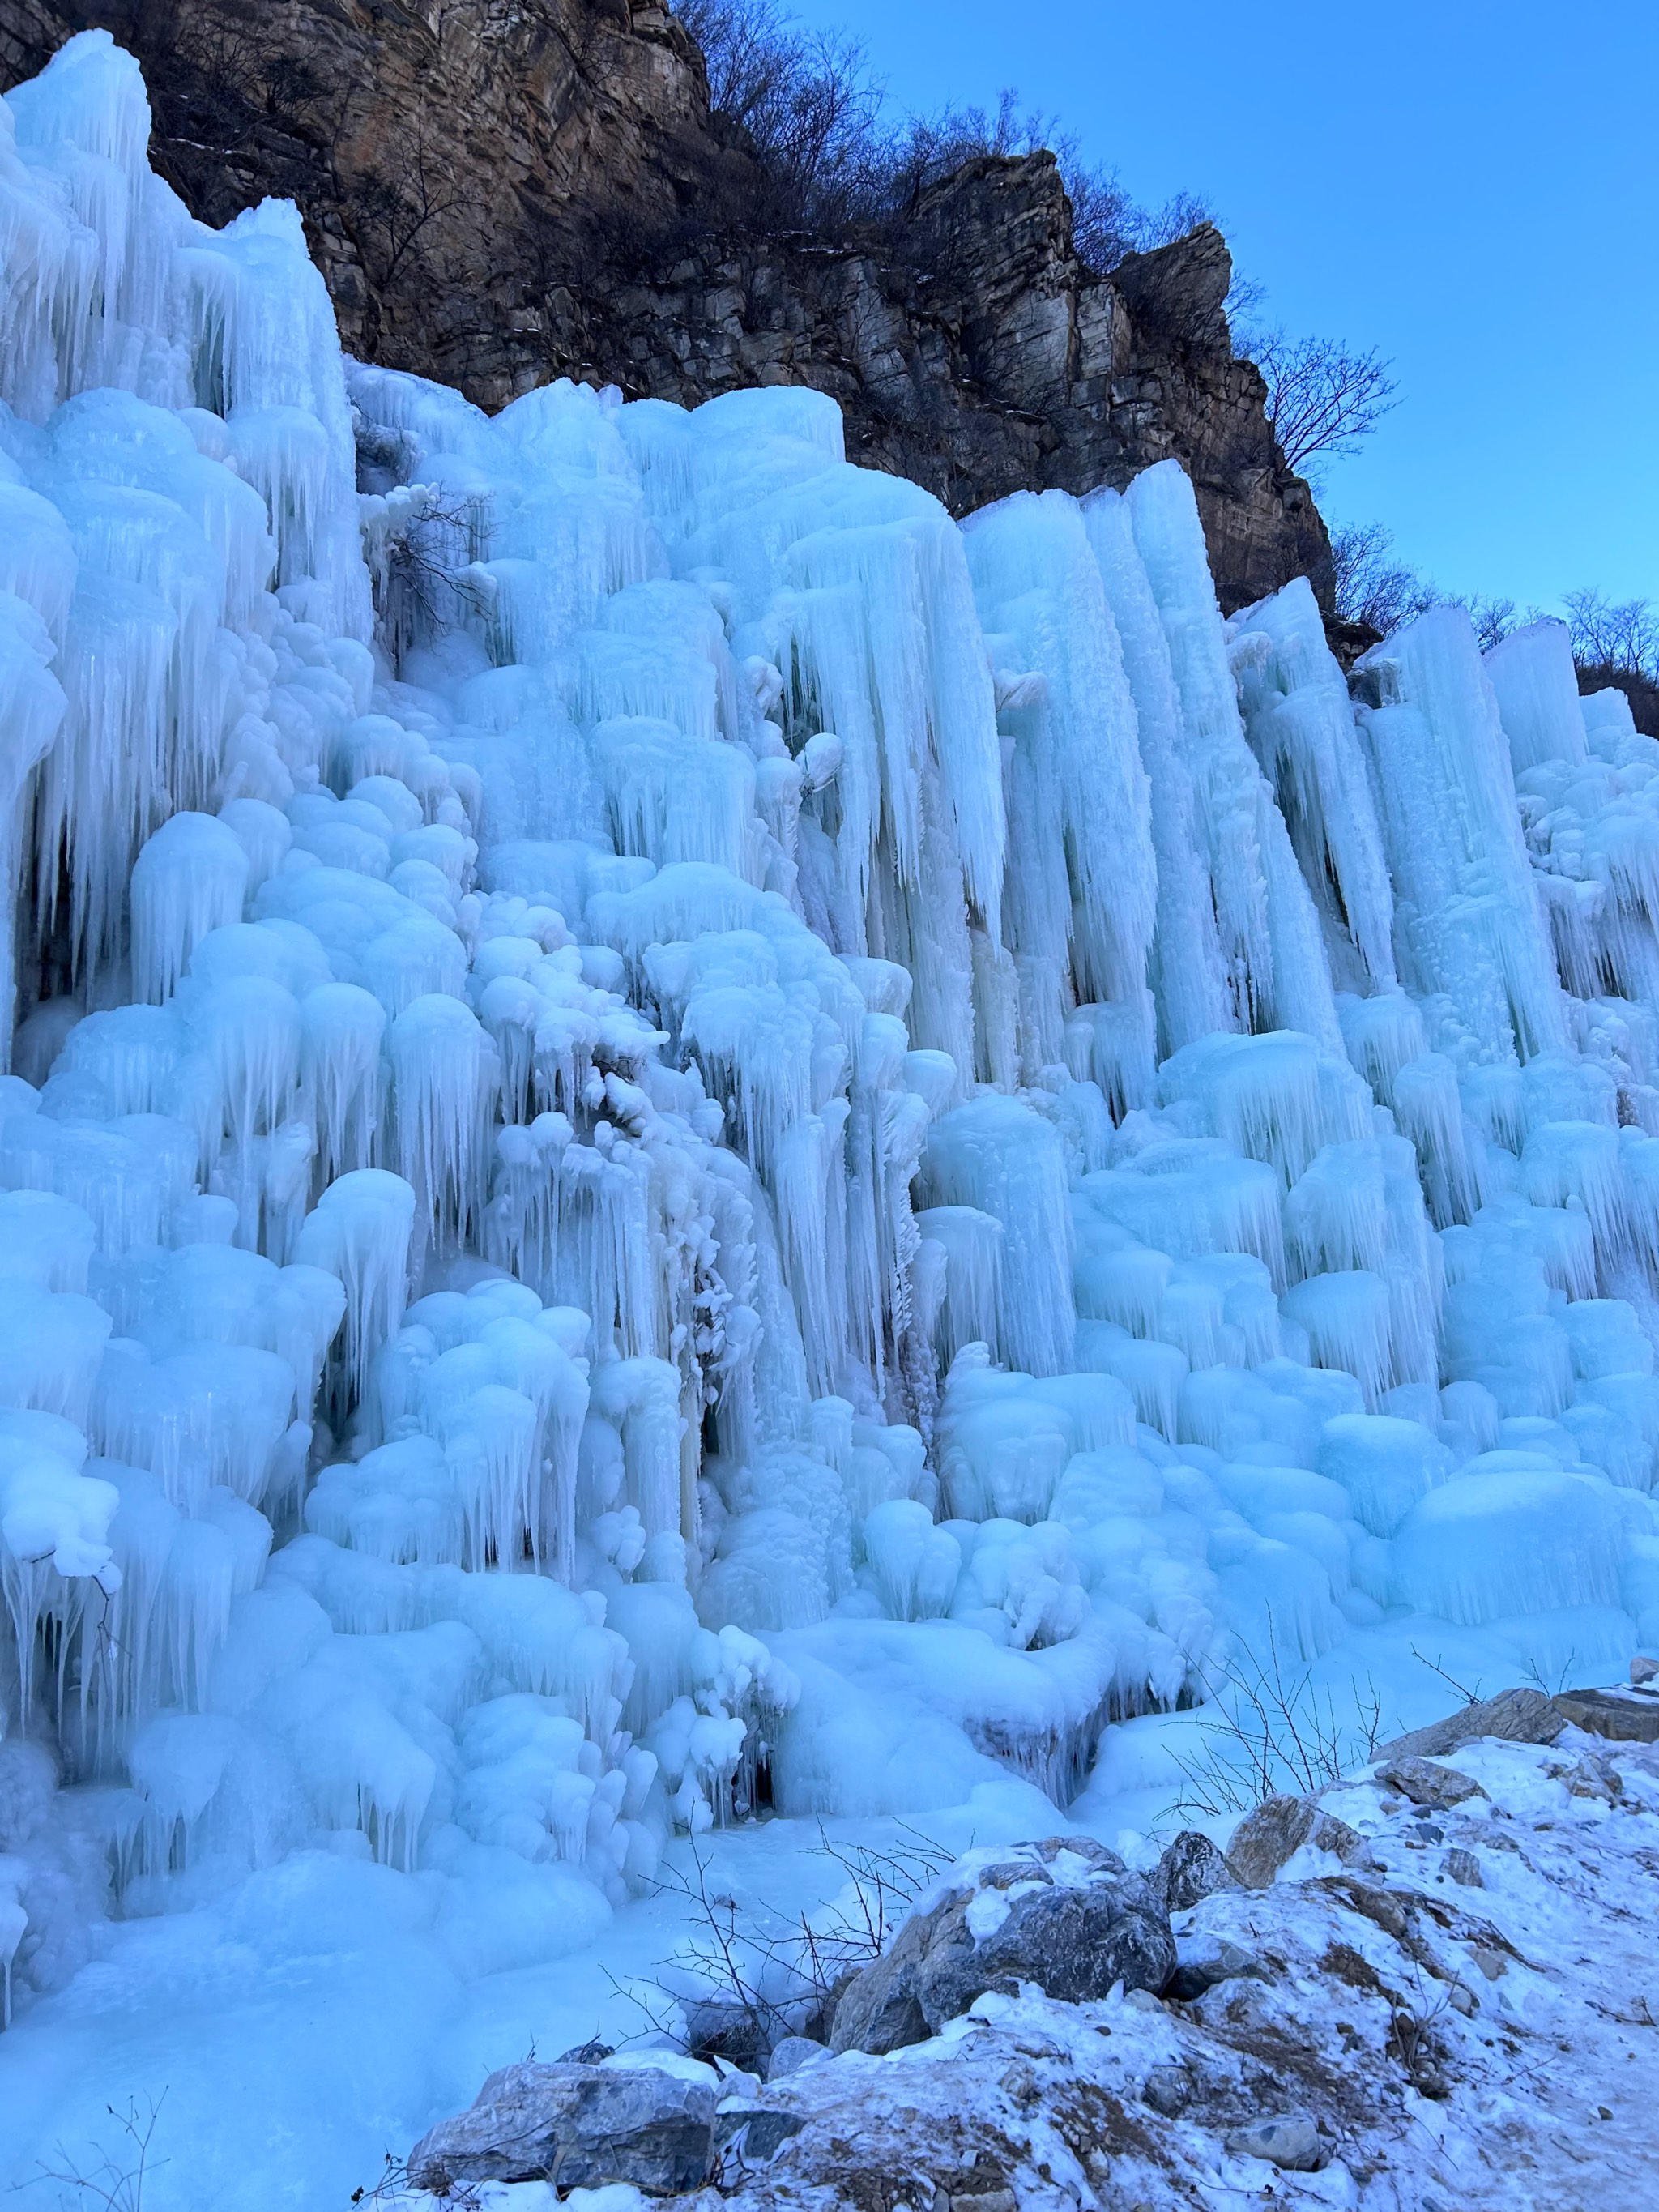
(396, 1723), (1659, 2212)
(2, 30), (1659, 2210)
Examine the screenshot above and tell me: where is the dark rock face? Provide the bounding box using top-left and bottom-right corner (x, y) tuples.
(0, 0), (732, 378)
(406, 2059), (718, 2195)
(0, 0), (1333, 613)
(830, 1852), (1176, 2056)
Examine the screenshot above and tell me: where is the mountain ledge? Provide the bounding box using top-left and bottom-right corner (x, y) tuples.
(0, 0), (1333, 613)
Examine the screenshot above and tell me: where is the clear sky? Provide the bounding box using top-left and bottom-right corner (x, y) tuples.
(786, 0), (1657, 613)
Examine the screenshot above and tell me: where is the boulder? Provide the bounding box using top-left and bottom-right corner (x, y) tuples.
(1226, 1796), (1371, 1887)
(1226, 2114), (1324, 2171)
(406, 2061), (718, 2196)
(765, 2036), (828, 2082)
(1376, 1757), (1486, 1809)
(1379, 1687), (1563, 1761)
(1155, 1830), (1243, 1914)
(830, 1850), (1175, 2056)
(1551, 1687), (1659, 1743)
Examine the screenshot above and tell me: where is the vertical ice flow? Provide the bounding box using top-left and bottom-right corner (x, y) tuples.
(2, 30), (1659, 2031)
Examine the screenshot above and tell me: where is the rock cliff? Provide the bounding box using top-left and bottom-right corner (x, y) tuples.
(0, 0), (1333, 611)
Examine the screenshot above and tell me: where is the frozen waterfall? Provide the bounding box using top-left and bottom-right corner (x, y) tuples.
(3, 28), (1659, 2095)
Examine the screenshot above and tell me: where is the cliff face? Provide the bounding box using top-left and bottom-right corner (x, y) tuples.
(579, 161), (1333, 615)
(0, 0), (1333, 613)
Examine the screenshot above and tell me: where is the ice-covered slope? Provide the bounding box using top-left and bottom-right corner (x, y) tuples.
(3, 30), (1659, 2205)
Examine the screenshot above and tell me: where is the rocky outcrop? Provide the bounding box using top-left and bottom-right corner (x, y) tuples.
(0, 0), (736, 367)
(1376, 1685), (1565, 1761)
(0, 0), (1334, 613)
(399, 1722), (1659, 2209)
(407, 2056), (719, 2195)
(827, 1836), (1176, 2057)
(585, 165), (1334, 614)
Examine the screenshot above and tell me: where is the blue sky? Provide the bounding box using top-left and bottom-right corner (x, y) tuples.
(787, 0), (1657, 612)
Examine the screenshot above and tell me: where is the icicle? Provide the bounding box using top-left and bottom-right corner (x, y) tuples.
(292, 1169), (416, 1418)
(920, 1096), (1075, 1377)
(1354, 606), (1565, 1060)
(131, 813), (250, 1005)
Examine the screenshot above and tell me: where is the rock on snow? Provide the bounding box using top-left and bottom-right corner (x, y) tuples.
(397, 1724), (1659, 2211)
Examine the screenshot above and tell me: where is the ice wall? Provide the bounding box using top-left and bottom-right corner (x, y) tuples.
(3, 31), (1659, 2028)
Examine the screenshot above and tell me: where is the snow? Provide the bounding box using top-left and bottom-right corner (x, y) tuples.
(1, 28), (1658, 2210)
(398, 1727), (1659, 2212)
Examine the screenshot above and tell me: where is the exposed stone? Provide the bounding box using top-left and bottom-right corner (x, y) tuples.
(1155, 1830), (1243, 1915)
(0, 1), (1334, 616)
(1444, 1849), (1484, 1888)
(557, 2038), (616, 2066)
(1552, 1756), (1622, 1801)
(1224, 2114), (1324, 2171)
(405, 2060), (717, 2196)
(1379, 1688), (1566, 1761)
(1552, 1688), (1659, 1743)
(1631, 1655), (1659, 1685)
(1026, 1834), (1128, 1873)
(1377, 1757), (1487, 1810)
(826, 1941), (933, 2058)
(1163, 1932), (1262, 2001)
(1141, 2062), (1193, 2116)
(1226, 1796), (1314, 1886)
(764, 2036), (827, 2082)
(1311, 1812), (1377, 1868)
(712, 2101), (806, 2163)
(830, 1864), (1175, 2056)
(1226, 1796), (1373, 1888)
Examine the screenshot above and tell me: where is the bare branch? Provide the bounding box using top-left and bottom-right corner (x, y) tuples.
(1329, 520), (1439, 635)
(27, 2095), (168, 2212)
(1563, 587), (1659, 682)
(672, 2), (1215, 275)
(1251, 330), (1398, 476)
(1169, 1625), (1383, 1818)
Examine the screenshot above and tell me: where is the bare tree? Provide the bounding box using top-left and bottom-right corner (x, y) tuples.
(677, 0), (883, 230)
(608, 1825), (953, 2067)
(1427, 591), (1530, 651)
(356, 121), (465, 295)
(1251, 330), (1398, 478)
(1329, 520), (1438, 635)
(1563, 587), (1659, 681)
(1564, 587), (1659, 734)
(675, 2), (1215, 273)
(679, 0), (794, 121)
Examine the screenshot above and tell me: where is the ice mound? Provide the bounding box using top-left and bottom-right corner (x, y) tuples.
(3, 33), (1659, 2202)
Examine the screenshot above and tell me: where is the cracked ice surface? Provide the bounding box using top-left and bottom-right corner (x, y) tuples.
(2, 31), (1659, 2209)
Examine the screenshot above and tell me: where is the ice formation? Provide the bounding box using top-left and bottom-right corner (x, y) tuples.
(4, 29), (1659, 2086)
